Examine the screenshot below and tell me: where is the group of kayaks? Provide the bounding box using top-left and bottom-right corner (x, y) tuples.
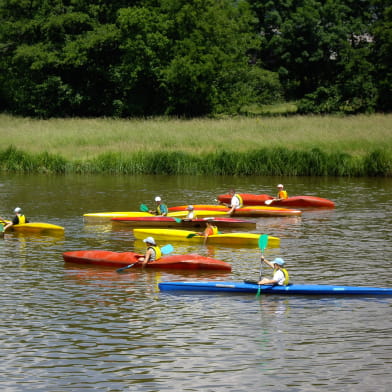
(62, 192), (392, 297)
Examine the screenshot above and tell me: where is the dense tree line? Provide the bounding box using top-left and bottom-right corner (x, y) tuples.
(0, 0), (390, 117)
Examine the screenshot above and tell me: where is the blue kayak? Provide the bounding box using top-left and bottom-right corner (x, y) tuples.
(158, 281), (392, 296)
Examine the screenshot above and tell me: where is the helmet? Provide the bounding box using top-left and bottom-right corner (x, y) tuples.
(277, 184), (284, 188)
(143, 237), (156, 245)
(14, 207), (22, 213)
(272, 257), (285, 266)
(187, 205), (194, 210)
(155, 196), (161, 202)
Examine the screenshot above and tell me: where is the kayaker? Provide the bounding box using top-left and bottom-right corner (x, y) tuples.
(221, 189), (243, 215)
(138, 237), (162, 267)
(184, 205), (197, 220)
(200, 219), (218, 244)
(150, 196), (168, 216)
(2, 207), (29, 231)
(276, 184), (288, 200)
(257, 256), (290, 286)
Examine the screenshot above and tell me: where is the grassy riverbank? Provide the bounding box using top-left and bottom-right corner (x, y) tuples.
(1, 113), (391, 176)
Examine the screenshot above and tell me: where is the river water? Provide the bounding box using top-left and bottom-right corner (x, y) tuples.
(1, 174), (391, 391)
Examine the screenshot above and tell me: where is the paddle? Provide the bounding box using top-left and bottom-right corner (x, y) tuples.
(186, 233), (199, 238)
(256, 234), (269, 297)
(116, 244), (174, 273)
(265, 199), (273, 205)
(140, 204), (149, 212)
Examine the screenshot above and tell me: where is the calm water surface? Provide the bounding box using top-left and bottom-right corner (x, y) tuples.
(1, 174), (391, 391)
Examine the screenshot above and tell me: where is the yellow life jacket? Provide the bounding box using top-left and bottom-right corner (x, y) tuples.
(17, 214), (26, 224)
(278, 190), (288, 199)
(235, 194), (244, 208)
(211, 225), (218, 235)
(149, 246), (162, 261)
(281, 268), (290, 285)
(272, 267), (290, 285)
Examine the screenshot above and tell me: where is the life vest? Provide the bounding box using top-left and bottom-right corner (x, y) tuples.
(273, 268), (290, 285)
(17, 214), (26, 224)
(148, 246), (162, 261)
(278, 190), (288, 199)
(235, 194), (244, 208)
(205, 225), (218, 236)
(157, 204), (167, 215)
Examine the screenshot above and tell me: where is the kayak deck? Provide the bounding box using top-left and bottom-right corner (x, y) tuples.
(217, 194), (335, 208)
(84, 210), (229, 223)
(111, 216), (256, 229)
(3, 222), (64, 233)
(168, 204), (302, 217)
(63, 250), (232, 271)
(159, 281), (392, 296)
(133, 228), (280, 248)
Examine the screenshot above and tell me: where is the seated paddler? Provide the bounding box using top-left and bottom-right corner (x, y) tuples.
(257, 257), (290, 286)
(138, 236), (162, 267)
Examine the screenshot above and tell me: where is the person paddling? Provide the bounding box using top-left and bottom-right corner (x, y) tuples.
(2, 207), (29, 231)
(138, 237), (162, 267)
(183, 205), (197, 220)
(257, 257), (290, 286)
(149, 196), (168, 216)
(276, 184), (288, 200)
(220, 189), (243, 215)
(200, 219), (218, 244)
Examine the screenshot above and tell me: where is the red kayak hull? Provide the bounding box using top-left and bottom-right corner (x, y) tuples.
(217, 194), (335, 208)
(63, 250), (232, 271)
(111, 216), (256, 229)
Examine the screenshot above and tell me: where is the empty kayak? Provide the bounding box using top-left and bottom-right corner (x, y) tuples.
(3, 221), (64, 234)
(84, 210), (229, 223)
(133, 228), (280, 248)
(63, 250), (232, 271)
(217, 194), (335, 208)
(112, 216), (256, 229)
(168, 204), (301, 217)
(159, 281), (392, 296)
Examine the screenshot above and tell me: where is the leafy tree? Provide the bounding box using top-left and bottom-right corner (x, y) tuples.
(248, 0), (380, 113)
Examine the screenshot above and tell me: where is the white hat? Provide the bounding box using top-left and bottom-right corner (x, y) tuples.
(143, 236), (156, 245)
(277, 184), (284, 188)
(14, 207), (22, 213)
(155, 196), (161, 202)
(187, 205), (194, 210)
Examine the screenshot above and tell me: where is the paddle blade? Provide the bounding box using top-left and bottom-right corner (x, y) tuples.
(174, 218), (182, 223)
(116, 263), (135, 273)
(161, 244), (174, 254)
(140, 204), (149, 212)
(258, 234), (268, 251)
(265, 199), (273, 205)
(186, 233), (198, 238)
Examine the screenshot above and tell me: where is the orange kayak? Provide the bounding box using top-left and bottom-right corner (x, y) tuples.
(168, 204), (301, 217)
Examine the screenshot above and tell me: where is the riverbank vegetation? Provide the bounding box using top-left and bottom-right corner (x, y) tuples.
(1, 114), (391, 176)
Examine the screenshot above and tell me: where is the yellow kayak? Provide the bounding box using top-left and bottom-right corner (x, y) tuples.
(3, 221), (64, 234)
(83, 210), (228, 223)
(133, 228), (280, 248)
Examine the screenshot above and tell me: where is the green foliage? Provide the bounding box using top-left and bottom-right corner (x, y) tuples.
(0, 0), (389, 116)
(0, 145), (390, 176)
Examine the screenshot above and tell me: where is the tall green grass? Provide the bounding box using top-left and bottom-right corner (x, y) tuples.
(0, 114), (391, 176)
(1, 145), (390, 176)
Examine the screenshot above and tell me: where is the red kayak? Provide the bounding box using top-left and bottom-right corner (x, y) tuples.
(63, 250), (232, 271)
(217, 193), (335, 208)
(111, 216), (256, 229)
